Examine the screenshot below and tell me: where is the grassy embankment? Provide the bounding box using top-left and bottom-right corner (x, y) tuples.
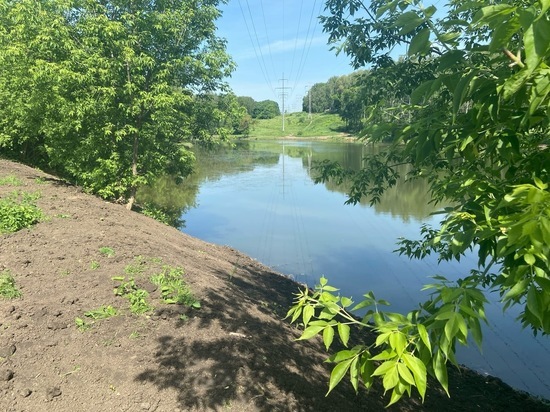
(245, 112), (352, 139)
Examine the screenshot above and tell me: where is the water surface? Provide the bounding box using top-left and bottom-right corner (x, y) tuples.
(140, 139), (550, 399)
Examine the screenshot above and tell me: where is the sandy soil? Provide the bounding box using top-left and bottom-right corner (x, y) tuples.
(1, 158), (549, 412)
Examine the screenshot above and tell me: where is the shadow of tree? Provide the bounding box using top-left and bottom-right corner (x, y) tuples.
(135, 263), (384, 411)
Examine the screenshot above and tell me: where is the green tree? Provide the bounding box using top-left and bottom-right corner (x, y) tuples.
(252, 99), (281, 119)
(236, 96), (256, 117)
(288, 0), (550, 406)
(0, 0), (234, 209)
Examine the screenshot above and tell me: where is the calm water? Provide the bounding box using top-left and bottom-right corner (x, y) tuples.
(139, 139), (550, 399)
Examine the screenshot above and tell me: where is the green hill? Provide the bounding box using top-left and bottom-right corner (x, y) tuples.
(245, 112), (351, 139)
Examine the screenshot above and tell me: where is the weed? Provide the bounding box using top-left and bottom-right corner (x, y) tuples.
(0, 191), (43, 233)
(150, 265), (200, 308)
(62, 365), (81, 377)
(90, 261), (100, 270)
(178, 314), (188, 322)
(84, 305), (117, 320)
(129, 331), (141, 339)
(112, 276), (153, 314)
(34, 177), (47, 185)
(124, 256), (146, 275)
(59, 269), (71, 277)
(55, 213), (71, 219)
(0, 175), (22, 186)
(75, 317), (92, 331)
(126, 289), (153, 314)
(0, 271), (22, 299)
(99, 246), (115, 257)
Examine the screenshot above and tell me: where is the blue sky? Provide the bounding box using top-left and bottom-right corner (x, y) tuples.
(215, 0), (356, 112)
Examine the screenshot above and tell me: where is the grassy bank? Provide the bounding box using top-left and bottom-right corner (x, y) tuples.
(245, 112), (352, 139)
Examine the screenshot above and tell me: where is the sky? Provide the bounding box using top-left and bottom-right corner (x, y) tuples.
(215, 0), (356, 112)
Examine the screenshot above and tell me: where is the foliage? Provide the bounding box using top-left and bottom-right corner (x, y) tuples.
(99, 247), (115, 258)
(0, 270), (22, 299)
(0, 175), (22, 186)
(150, 265), (200, 307)
(0, 0), (234, 209)
(252, 100), (281, 119)
(74, 317), (92, 332)
(0, 191), (43, 233)
(290, 0), (550, 405)
(84, 305), (118, 320)
(113, 257), (199, 314)
(112, 276), (154, 314)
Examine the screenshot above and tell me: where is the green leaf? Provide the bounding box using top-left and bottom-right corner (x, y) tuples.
(408, 28), (430, 56)
(327, 358), (354, 395)
(337, 323), (351, 347)
(298, 325), (325, 340)
(323, 325), (335, 350)
(360, 355), (375, 388)
(417, 323), (431, 353)
(527, 285), (543, 323)
(524, 253), (536, 266)
(433, 350), (450, 396)
(302, 304), (314, 327)
(382, 362), (400, 390)
(402, 353), (427, 400)
(372, 359), (397, 376)
(341, 296), (353, 308)
(395, 11), (425, 35)
(397, 362), (415, 385)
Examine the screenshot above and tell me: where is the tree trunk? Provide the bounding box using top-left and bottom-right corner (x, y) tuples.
(126, 133), (139, 211)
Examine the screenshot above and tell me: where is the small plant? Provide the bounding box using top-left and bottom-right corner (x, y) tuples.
(150, 265), (200, 308)
(0, 191), (43, 233)
(59, 269), (71, 277)
(0, 271), (22, 299)
(99, 246), (115, 257)
(90, 261), (100, 270)
(84, 305), (118, 320)
(75, 317), (92, 331)
(0, 175), (22, 186)
(124, 256), (146, 275)
(34, 177), (47, 185)
(129, 331), (141, 339)
(112, 276), (153, 314)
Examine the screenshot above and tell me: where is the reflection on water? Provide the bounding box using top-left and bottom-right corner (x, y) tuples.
(138, 139), (550, 400)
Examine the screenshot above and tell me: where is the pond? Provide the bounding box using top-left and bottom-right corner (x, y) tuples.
(139, 139), (550, 400)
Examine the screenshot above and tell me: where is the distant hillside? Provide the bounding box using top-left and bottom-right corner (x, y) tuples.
(245, 112), (352, 139)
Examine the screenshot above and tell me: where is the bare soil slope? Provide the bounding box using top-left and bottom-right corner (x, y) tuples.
(1, 159), (549, 412)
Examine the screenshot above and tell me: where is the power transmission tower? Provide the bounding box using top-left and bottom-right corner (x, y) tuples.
(276, 74), (291, 131)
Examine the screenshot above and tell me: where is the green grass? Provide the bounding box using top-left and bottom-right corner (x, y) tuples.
(246, 113), (349, 139)
(0, 175), (22, 186)
(0, 191), (44, 233)
(0, 270), (22, 299)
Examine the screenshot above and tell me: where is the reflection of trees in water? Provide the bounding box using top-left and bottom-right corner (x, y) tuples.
(137, 142), (280, 227)
(300, 143), (443, 222)
(138, 140), (444, 227)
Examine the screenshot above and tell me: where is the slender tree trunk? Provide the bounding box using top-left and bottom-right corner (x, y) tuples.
(126, 133), (139, 211)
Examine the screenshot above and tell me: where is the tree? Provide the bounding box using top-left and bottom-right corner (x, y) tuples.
(288, 0), (550, 406)
(0, 0), (234, 209)
(252, 99), (280, 119)
(236, 96), (256, 117)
